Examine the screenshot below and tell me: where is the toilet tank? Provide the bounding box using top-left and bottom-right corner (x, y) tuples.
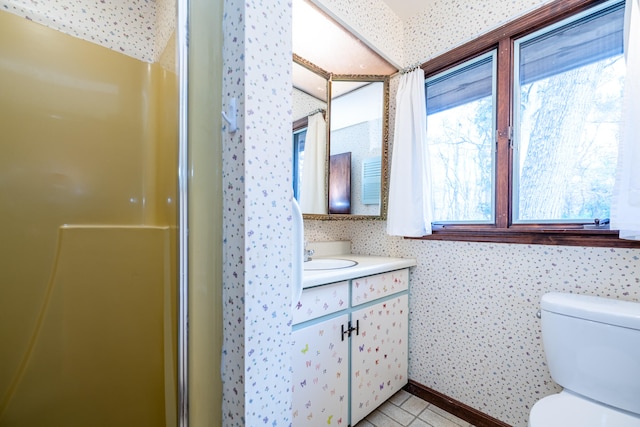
(540, 292), (640, 415)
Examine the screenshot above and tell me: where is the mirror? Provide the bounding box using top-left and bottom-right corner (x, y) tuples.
(292, 0), (396, 219)
(292, 56), (329, 214)
(330, 76), (388, 216)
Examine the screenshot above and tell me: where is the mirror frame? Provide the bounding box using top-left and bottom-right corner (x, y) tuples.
(293, 55), (390, 221)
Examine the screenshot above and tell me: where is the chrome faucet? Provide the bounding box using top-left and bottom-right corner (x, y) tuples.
(304, 241), (314, 262)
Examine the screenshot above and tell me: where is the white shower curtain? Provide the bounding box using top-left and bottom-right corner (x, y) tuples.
(386, 68), (433, 237)
(299, 111), (328, 214)
(611, 0), (640, 240)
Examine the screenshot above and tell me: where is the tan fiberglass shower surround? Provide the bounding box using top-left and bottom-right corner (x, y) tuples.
(0, 8), (178, 427)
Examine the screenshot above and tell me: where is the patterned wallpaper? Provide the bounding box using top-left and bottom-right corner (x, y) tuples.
(305, 1), (640, 427)
(221, 0), (246, 422)
(152, 0), (177, 65)
(1, 0), (175, 63)
(293, 87), (326, 121)
(222, 0), (293, 425)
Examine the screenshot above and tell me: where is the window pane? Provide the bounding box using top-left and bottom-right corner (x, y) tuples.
(426, 53), (496, 223)
(513, 2), (625, 223)
(293, 128), (306, 200)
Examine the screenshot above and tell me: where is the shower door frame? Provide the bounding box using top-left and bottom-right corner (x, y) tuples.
(177, 0), (189, 425)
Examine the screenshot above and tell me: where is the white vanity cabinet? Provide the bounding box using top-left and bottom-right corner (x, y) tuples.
(292, 267), (410, 427)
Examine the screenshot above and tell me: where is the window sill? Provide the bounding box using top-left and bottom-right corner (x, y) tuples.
(409, 226), (640, 248)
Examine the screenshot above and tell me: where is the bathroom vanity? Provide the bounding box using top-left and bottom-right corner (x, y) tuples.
(292, 253), (416, 426)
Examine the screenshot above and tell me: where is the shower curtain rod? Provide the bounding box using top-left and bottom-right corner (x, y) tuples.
(307, 108), (326, 117)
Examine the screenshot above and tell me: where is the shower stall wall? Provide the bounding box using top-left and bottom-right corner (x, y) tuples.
(0, 10), (178, 426)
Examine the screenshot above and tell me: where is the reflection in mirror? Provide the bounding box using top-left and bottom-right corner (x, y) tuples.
(292, 58), (328, 102)
(292, 57), (329, 214)
(299, 110), (328, 214)
(331, 78), (386, 216)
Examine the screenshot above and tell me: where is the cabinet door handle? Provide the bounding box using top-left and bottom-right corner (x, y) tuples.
(341, 320), (359, 341)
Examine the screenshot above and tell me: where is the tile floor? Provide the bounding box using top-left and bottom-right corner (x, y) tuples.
(355, 390), (476, 427)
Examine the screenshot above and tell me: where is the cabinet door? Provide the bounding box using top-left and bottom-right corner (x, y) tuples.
(292, 314), (349, 426)
(350, 294), (409, 425)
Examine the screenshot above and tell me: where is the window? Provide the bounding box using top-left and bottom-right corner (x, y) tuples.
(513, 3), (625, 223)
(426, 52), (497, 223)
(419, 0), (636, 247)
(293, 127), (307, 201)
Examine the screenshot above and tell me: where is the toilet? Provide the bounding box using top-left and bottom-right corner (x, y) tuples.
(529, 292), (640, 427)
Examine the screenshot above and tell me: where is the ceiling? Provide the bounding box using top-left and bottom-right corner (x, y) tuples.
(380, 0), (431, 21)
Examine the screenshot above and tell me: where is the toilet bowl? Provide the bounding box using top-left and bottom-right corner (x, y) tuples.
(529, 391), (640, 427)
(529, 292), (640, 427)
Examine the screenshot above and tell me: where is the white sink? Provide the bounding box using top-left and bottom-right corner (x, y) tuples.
(303, 258), (358, 270)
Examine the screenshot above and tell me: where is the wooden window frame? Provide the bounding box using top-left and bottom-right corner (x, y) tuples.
(413, 0), (639, 248)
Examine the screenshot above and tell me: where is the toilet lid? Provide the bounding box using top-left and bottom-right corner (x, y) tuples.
(530, 392), (640, 427)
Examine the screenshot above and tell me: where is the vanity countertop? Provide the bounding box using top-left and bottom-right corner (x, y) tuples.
(303, 255), (416, 289)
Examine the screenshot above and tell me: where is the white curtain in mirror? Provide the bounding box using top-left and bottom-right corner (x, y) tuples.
(612, 0), (640, 240)
(386, 68), (433, 237)
(300, 111), (328, 214)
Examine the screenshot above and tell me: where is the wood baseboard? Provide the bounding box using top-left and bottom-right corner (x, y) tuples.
(404, 380), (513, 427)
